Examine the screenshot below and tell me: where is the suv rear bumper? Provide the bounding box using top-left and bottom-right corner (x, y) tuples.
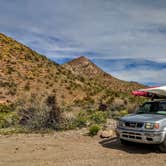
(117, 127), (165, 144)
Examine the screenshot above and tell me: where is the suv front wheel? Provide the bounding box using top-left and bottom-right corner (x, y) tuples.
(158, 137), (166, 153)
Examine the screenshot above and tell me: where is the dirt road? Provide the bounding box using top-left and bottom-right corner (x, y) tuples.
(0, 130), (166, 166)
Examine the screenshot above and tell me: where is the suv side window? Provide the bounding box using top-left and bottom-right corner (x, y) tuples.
(159, 102), (166, 111)
(142, 103), (151, 112)
(142, 102), (159, 113)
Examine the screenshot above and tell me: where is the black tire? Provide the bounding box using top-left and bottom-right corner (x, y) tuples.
(158, 138), (166, 153)
(120, 139), (131, 145)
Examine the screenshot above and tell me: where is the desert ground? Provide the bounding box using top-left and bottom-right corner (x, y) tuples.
(0, 129), (166, 166)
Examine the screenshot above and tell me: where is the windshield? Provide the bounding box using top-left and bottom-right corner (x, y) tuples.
(137, 102), (166, 115)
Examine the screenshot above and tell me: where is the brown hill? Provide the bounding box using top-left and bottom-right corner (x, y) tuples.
(64, 56), (105, 77)
(0, 33), (89, 105)
(63, 56), (145, 93)
(0, 33), (145, 112)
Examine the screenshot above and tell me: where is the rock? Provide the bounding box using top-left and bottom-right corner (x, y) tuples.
(100, 129), (116, 138)
(106, 119), (117, 128)
(15, 147), (19, 151)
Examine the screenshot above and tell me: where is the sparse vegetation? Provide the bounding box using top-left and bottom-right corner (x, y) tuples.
(0, 103), (13, 113)
(89, 125), (100, 136)
(75, 110), (108, 128)
(0, 104), (19, 129)
(0, 33), (146, 133)
(17, 95), (62, 130)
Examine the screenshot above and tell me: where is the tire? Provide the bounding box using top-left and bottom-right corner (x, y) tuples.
(158, 138), (166, 153)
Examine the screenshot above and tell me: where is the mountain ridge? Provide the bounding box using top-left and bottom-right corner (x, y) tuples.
(63, 56), (145, 93)
(0, 33), (145, 111)
(63, 56), (110, 77)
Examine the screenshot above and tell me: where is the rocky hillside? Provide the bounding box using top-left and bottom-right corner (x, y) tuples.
(63, 56), (145, 93)
(0, 33), (88, 106)
(0, 33), (145, 111)
(64, 56), (105, 77)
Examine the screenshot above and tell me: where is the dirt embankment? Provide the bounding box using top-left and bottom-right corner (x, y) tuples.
(0, 130), (166, 166)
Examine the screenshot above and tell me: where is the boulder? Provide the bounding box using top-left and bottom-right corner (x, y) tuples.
(100, 129), (116, 138)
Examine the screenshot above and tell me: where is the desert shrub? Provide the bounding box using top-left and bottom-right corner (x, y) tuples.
(0, 104), (13, 113)
(86, 109), (94, 114)
(98, 103), (107, 111)
(89, 125), (100, 136)
(0, 104), (18, 128)
(24, 53), (33, 60)
(0, 112), (19, 128)
(7, 66), (15, 74)
(128, 96), (137, 103)
(0, 118), (10, 128)
(74, 99), (83, 106)
(18, 95), (62, 130)
(79, 76), (85, 82)
(60, 112), (77, 130)
(90, 111), (107, 124)
(110, 109), (128, 119)
(109, 99), (126, 112)
(24, 82), (30, 91)
(75, 110), (108, 128)
(111, 110), (121, 119)
(45, 95), (61, 128)
(5, 81), (17, 96)
(8, 87), (17, 96)
(76, 111), (88, 128)
(119, 109), (128, 116)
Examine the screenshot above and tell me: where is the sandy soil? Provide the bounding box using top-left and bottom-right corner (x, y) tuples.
(0, 130), (166, 166)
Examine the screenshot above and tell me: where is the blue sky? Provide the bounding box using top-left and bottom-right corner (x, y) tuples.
(0, 0), (166, 85)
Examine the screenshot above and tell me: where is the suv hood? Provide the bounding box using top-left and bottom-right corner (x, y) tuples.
(121, 113), (166, 123)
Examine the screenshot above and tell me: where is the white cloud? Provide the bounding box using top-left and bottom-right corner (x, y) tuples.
(0, 0), (166, 84)
(1, 0), (166, 60)
(112, 68), (166, 85)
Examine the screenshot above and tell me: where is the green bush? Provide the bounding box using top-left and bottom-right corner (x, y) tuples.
(0, 119), (9, 128)
(0, 112), (19, 128)
(0, 104), (13, 113)
(75, 110), (108, 128)
(76, 111), (88, 127)
(90, 112), (107, 124)
(0, 104), (18, 128)
(119, 110), (128, 116)
(89, 125), (100, 136)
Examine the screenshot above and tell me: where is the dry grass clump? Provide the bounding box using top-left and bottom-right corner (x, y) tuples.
(16, 94), (62, 130)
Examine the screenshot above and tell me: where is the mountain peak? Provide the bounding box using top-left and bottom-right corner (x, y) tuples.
(66, 56), (90, 65)
(76, 56), (90, 62)
(77, 56), (88, 60)
(63, 56), (145, 92)
(63, 56), (109, 79)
